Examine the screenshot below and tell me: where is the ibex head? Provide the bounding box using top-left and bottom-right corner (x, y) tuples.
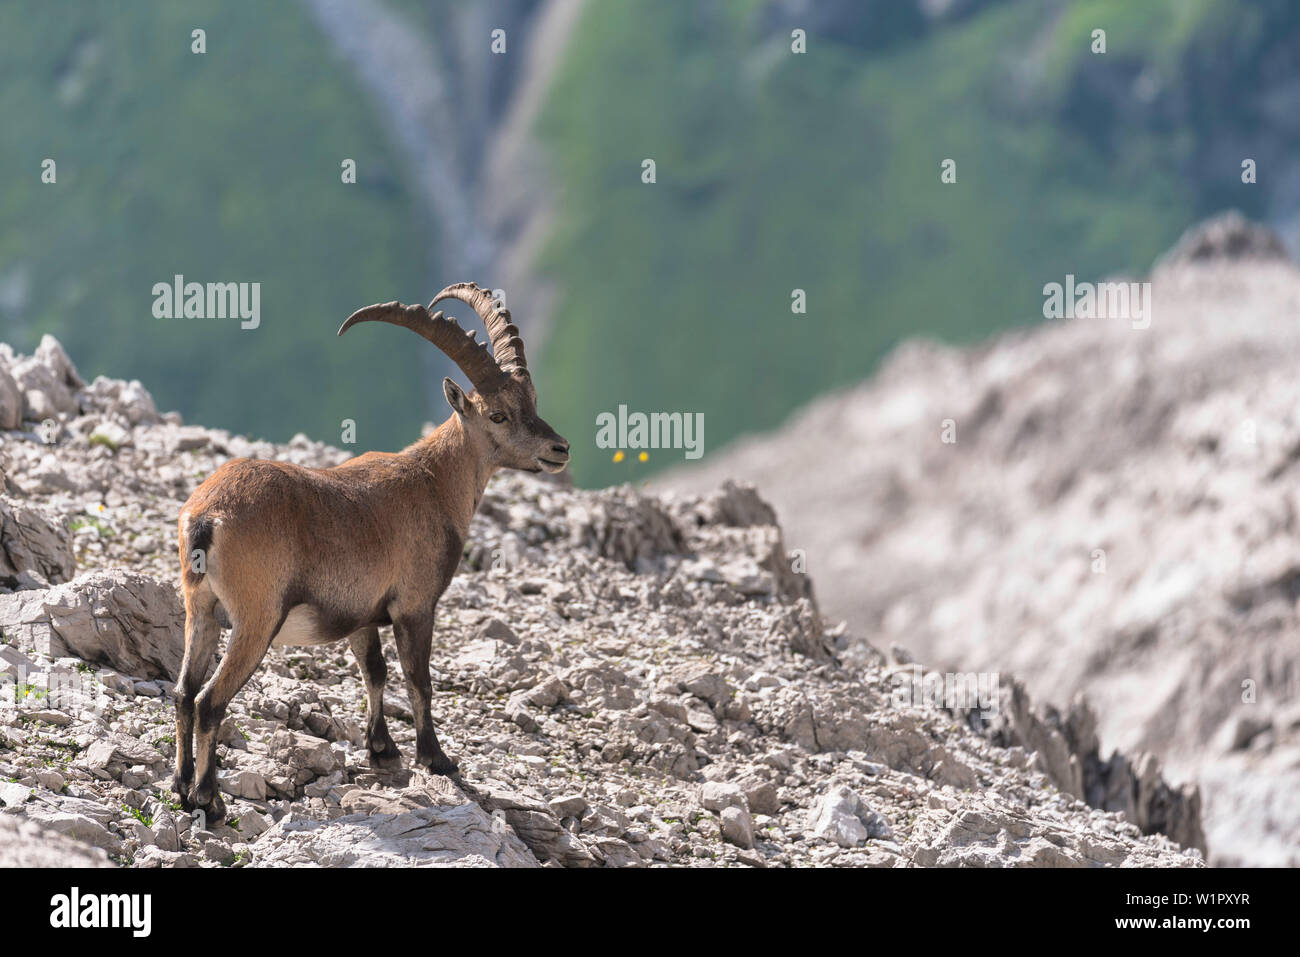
(339, 283), (570, 473)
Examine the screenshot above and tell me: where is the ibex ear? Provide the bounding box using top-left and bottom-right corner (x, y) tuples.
(442, 377), (469, 416)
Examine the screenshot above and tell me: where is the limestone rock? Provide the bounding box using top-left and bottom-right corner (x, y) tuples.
(0, 812), (112, 867)
(251, 804), (539, 868)
(0, 569), (184, 680)
(0, 497), (74, 589)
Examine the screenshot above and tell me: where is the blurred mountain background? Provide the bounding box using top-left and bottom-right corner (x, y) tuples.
(656, 214), (1300, 865)
(2, 0), (1299, 486)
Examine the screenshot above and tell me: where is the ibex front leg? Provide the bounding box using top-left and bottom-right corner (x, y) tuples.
(393, 613), (458, 775)
(347, 626), (402, 769)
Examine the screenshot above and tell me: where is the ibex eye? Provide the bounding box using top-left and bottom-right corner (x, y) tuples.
(489, 412), (507, 424)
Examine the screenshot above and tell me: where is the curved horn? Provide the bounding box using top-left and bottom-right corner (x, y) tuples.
(429, 282), (527, 375)
(338, 301), (507, 392)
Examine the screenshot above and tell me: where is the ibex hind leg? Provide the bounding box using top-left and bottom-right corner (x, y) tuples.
(346, 626), (402, 770)
(189, 610), (277, 824)
(173, 584), (221, 811)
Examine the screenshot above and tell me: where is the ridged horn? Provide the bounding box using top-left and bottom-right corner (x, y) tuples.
(337, 300), (508, 392)
(429, 282), (527, 375)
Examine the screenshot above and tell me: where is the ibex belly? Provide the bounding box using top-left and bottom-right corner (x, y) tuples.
(271, 604), (340, 647)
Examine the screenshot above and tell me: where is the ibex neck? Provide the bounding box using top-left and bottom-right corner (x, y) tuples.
(406, 415), (495, 536)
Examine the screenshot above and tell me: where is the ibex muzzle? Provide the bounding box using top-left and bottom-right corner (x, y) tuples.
(172, 283), (568, 822)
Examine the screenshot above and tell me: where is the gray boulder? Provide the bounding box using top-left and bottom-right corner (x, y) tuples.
(252, 796), (539, 868)
(9, 335), (84, 420)
(0, 364), (21, 430)
(0, 569), (185, 680)
(0, 812), (113, 866)
(810, 784), (891, 848)
(0, 496), (74, 589)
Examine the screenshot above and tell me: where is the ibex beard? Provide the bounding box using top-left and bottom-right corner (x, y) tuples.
(171, 283), (569, 822)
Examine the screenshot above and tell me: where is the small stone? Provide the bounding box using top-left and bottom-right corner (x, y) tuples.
(203, 840), (236, 866)
(476, 618), (519, 645)
(33, 769), (65, 792)
(683, 698), (718, 734)
(133, 846), (198, 868)
(740, 779), (780, 816)
(127, 819), (156, 847)
(523, 676), (568, 709)
(236, 810), (272, 839)
(864, 810), (892, 840)
(173, 426), (210, 451)
(736, 847), (767, 867)
(0, 782), (32, 807)
(151, 809), (181, 852)
(89, 421), (132, 450)
(268, 730), (340, 777)
(700, 781), (748, 813)
(810, 785), (870, 848)
(648, 694), (689, 725)
(505, 698), (540, 733)
(548, 794), (589, 819)
(219, 769), (268, 801)
(720, 806), (755, 849)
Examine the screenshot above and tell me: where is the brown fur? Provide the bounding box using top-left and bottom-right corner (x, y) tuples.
(172, 366), (568, 821)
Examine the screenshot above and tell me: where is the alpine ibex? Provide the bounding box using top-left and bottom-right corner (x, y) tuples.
(172, 283), (569, 821)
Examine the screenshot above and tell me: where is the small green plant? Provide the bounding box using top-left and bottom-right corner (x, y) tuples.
(69, 516), (113, 537)
(123, 804), (153, 827)
(88, 432), (120, 452)
(14, 683), (47, 702)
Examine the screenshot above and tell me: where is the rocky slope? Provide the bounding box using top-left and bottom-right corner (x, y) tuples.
(0, 337), (1201, 867)
(658, 213), (1300, 867)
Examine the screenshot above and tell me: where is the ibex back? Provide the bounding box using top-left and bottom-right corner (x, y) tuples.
(172, 283), (569, 822)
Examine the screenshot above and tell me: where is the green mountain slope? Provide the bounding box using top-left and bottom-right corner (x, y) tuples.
(534, 0), (1274, 486)
(0, 1), (429, 452)
(3, 0), (1293, 486)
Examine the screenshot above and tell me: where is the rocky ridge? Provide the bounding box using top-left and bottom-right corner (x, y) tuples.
(0, 337), (1201, 867)
(658, 212), (1300, 866)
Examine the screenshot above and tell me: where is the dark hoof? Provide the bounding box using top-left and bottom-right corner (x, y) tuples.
(172, 775), (196, 812)
(421, 754), (460, 776)
(187, 784), (226, 826)
(368, 744), (403, 771)
(200, 794), (227, 826)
